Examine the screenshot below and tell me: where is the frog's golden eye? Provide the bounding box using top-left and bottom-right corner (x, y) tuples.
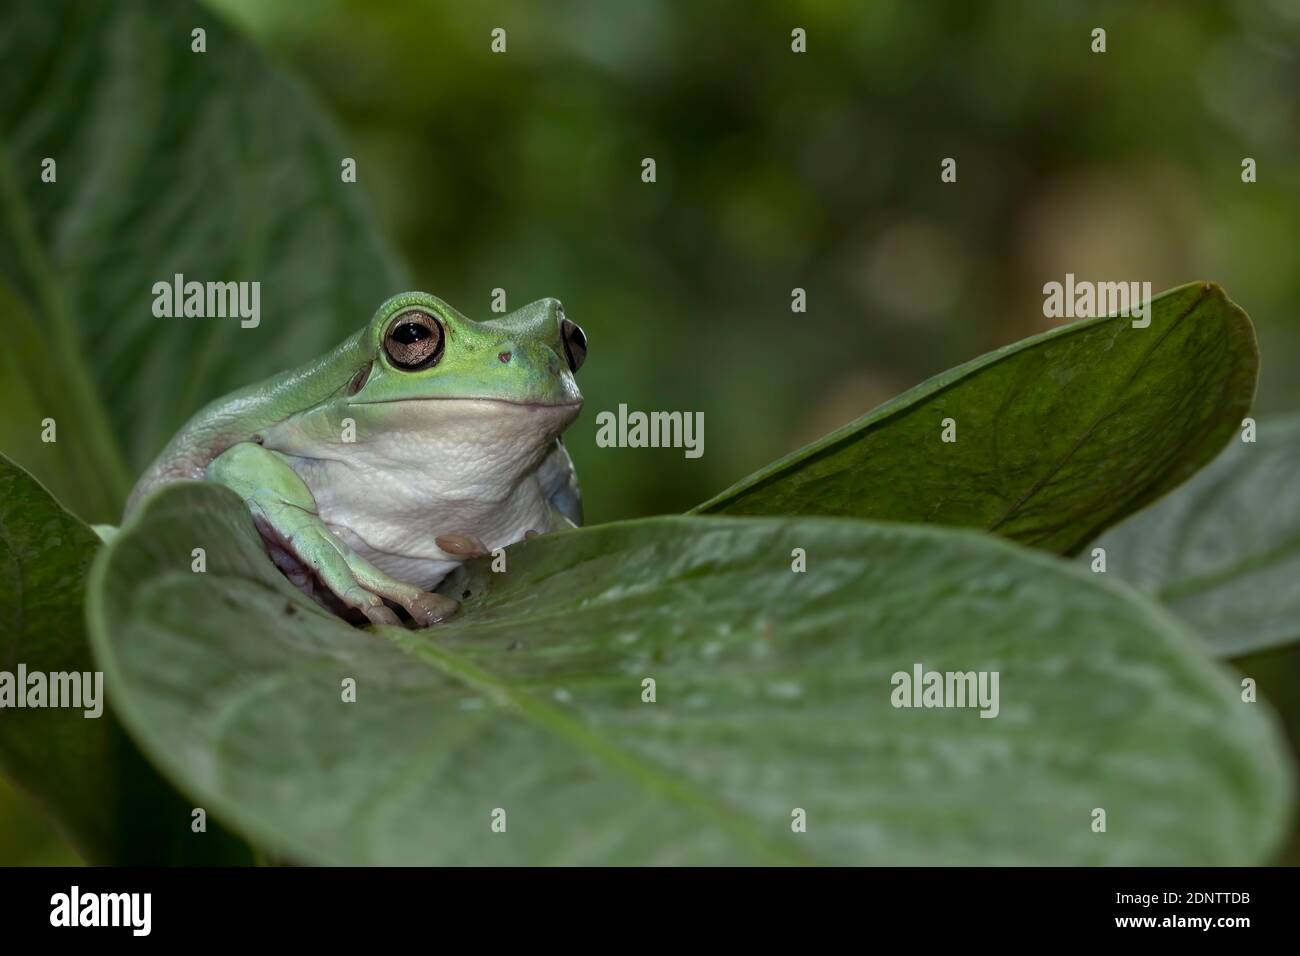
(561, 318), (587, 373)
(384, 310), (444, 370)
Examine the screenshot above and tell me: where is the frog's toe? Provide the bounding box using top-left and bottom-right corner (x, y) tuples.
(402, 592), (460, 627)
(435, 532), (490, 559)
(336, 583), (400, 626)
(361, 603), (402, 626)
(340, 554), (459, 627)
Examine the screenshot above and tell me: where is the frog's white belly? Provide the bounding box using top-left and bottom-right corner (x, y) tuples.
(263, 398), (577, 590)
(310, 461), (552, 589)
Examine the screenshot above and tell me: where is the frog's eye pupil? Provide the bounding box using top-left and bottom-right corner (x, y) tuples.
(561, 318), (587, 373)
(384, 310), (444, 370)
(392, 322), (429, 345)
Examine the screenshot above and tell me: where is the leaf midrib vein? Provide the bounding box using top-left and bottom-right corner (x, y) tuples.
(986, 287), (1210, 537)
(382, 628), (811, 866)
(1155, 532), (1300, 603)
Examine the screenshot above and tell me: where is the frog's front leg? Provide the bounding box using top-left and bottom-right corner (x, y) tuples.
(208, 442), (459, 627)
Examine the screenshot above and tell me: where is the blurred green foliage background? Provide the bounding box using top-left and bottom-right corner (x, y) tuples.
(200, 0), (1300, 529)
(5, 0), (1299, 863)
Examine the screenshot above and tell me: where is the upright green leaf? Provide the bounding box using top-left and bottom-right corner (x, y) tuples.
(1087, 414), (1300, 658)
(0, 158), (131, 523)
(0, 453), (252, 863)
(0, 0), (409, 520)
(694, 282), (1258, 556)
(89, 482), (1291, 865)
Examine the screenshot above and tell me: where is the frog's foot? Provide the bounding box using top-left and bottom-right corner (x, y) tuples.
(260, 517), (459, 627)
(211, 442), (458, 629)
(435, 532), (491, 559)
(253, 516), (400, 626)
(344, 555), (460, 626)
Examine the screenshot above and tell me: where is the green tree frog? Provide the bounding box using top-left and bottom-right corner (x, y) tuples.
(126, 292), (587, 627)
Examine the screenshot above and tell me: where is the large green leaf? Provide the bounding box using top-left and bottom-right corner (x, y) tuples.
(88, 481), (1291, 865)
(1086, 414), (1300, 659)
(0, 0), (408, 521)
(0, 158), (130, 523)
(693, 282), (1258, 556)
(0, 453), (252, 863)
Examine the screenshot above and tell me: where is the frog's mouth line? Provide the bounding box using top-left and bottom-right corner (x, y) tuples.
(347, 397), (582, 411)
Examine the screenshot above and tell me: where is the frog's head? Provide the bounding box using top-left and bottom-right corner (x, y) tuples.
(348, 291), (585, 418)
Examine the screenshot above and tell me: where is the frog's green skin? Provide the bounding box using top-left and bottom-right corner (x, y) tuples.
(126, 292), (586, 626)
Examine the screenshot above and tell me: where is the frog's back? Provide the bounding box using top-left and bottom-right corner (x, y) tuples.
(125, 331), (367, 515)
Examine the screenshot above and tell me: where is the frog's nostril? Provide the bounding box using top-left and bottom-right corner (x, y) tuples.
(498, 351), (512, 364)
